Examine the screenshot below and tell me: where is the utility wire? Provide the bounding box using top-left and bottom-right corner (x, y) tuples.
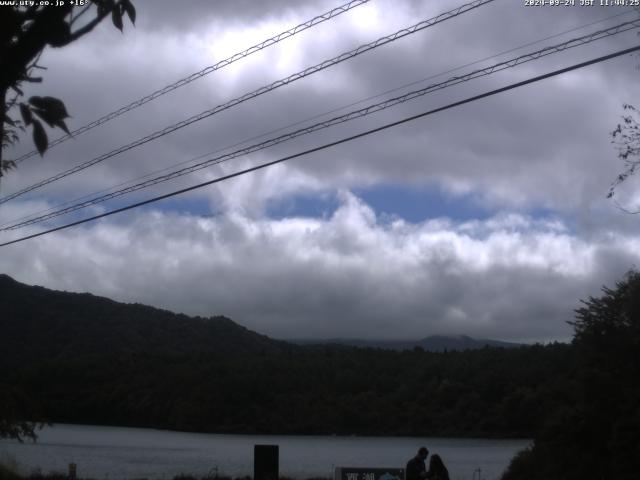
(0, 0), (496, 206)
(5, 9), (632, 230)
(2, 44), (638, 249)
(2, 19), (637, 231)
(12, 0), (371, 165)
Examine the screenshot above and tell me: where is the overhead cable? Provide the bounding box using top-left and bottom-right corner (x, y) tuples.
(12, 0), (371, 164)
(0, 0), (496, 205)
(3, 20), (638, 231)
(2, 45), (638, 248)
(7, 9), (633, 230)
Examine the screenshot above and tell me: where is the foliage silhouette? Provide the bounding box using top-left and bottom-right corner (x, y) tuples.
(502, 271), (640, 480)
(0, 0), (136, 175)
(0, 0), (135, 440)
(609, 104), (640, 212)
(1, 274), (573, 439)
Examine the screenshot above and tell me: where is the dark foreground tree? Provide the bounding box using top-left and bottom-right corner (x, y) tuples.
(0, 0), (135, 443)
(0, 384), (46, 442)
(502, 271), (640, 480)
(0, 0), (136, 175)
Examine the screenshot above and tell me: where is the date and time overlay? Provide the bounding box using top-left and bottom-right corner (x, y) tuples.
(0, 0), (638, 9)
(525, 0), (639, 6)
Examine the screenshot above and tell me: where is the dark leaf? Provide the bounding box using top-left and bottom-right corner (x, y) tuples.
(96, 0), (116, 16)
(31, 96), (70, 131)
(28, 96), (69, 119)
(42, 96), (69, 119)
(28, 96), (45, 108)
(32, 108), (57, 128)
(32, 119), (48, 156)
(31, 108), (72, 136)
(121, 0), (136, 24)
(57, 119), (72, 136)
(112, 7), (123, 31)
(46, 21), (71, 47)
(20, 103), (32, 125)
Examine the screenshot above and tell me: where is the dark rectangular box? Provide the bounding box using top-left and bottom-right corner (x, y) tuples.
(254, 444), (279, 480)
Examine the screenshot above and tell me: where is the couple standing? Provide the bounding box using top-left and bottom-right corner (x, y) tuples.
(406, 447), (449, 480)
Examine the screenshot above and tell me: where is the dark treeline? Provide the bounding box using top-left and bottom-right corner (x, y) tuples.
(6, 343), (571, 438)
(1, 273), (572, 438)
(3, 272), (639, 479)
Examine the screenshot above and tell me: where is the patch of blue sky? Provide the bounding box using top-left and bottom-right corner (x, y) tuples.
(266, 191), (341, 220)
(266, 184), (493, 223)
(150, 195), (213, 217)
(354, 183), (492, 224)
(265, 183), (572, 233)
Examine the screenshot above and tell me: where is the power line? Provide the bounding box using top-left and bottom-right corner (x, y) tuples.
(4, 18), (636, 229)
(11, 0), (371, 165)
(1, 44), (638, 248)
(335, 8), (638, 117)
(0, 0), (496, 206)
(5, 9), (632, 230)
(3, 19), (637, 231)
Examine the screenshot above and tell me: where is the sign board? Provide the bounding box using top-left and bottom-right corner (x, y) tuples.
(335, 467), (405, 480)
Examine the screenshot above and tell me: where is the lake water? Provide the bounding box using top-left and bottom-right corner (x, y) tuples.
(0, 424), (530, 480)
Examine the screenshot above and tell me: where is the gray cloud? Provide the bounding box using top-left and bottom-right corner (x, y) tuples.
(2, 194), (638, 342)
(2, 0), (640, 342)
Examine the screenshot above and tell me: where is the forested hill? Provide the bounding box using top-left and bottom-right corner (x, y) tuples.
(0, 274), (288, 366)
(1, 273), (573, 439)
(3, 273), (638, 477)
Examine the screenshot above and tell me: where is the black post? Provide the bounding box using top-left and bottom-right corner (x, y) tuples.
(254, 444), (279, 480)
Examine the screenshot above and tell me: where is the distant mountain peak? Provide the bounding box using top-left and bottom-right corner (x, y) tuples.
(291, 334), (522, 352)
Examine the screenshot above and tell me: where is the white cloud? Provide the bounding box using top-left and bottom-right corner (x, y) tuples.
(2, 192), (638, 343)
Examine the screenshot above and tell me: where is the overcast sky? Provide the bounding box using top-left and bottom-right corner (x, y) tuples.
(2, 0), (640, 342)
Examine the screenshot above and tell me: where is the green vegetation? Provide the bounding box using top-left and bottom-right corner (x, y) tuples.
(2, 272), (639, 478)
(4, 342), (573, 438)
(502, 271), (640, 480)
(0, 273), (284, 441)
(1, 274), (570, 438)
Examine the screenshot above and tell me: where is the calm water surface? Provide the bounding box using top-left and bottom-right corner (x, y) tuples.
(0, 424), (530, 480)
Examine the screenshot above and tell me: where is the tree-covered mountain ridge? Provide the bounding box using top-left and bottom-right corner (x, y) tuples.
(0, 273), (571, 440)
(0, 273), (521, 359)
(3, 272), (639, 479)
(0, 273), (289, 365)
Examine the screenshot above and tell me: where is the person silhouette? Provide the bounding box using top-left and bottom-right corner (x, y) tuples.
(427, 454), (449, 480)
(406, 447), (429, 480)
